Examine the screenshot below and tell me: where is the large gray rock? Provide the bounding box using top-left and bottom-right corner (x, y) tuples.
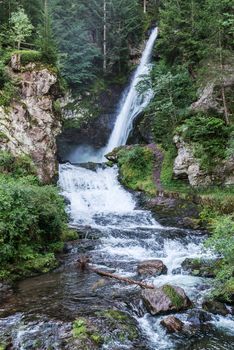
(142, 284), (192, 315)
(0, 55), (61, 183)
(137, 260), (167, 277)
(173, 135), (234, 187)
(173, 135), (212, 187)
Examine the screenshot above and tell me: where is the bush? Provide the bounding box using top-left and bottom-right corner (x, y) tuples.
(117, 146), (156, 196)
(0, 80), (18, 106)
(205, 215), (234, 302)
(12, 50), (42, 65)
(182, 114), (230, 170)
(0, 179), (67, 266)
(0, 151), (36, 177)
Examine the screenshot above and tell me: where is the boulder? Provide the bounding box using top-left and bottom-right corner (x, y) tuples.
(181, 258), (221, 278)
(137, 260), (167, 277)
(142, 284), (192, 315)
(186, 309), (212, 327)
(160, 316), (184, 333)
(202, 300), (229, 316)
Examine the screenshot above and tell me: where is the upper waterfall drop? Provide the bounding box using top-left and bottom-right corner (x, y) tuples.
(102, 27), (158, 158)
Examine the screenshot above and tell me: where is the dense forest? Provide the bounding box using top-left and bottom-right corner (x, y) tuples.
(0, 0), (234, 349)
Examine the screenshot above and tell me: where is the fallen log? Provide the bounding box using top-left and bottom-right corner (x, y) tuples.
(89, 267), (155, 289)
(77, 256), (155, 290)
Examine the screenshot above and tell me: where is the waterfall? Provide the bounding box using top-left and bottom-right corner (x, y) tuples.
(103, 27), (158, 157)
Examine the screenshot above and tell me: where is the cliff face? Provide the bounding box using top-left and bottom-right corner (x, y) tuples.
(0, 55), (62, 183)
(173, 135), (234, 187)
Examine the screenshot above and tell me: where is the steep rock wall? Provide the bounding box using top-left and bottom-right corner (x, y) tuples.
(0, 55), (62, 183)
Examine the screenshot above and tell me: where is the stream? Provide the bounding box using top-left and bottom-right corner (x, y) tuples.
(0, 28), (234, 350)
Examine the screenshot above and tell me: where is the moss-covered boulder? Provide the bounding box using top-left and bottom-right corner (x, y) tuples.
(142, 284), (192, 315)
(182, 258), (221, 278)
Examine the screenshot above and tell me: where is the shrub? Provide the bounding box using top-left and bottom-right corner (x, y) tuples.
(0, 151), (36, 177)
(12, 50), (42, 65)
(204, 215), (234, 302)
(182, 114), (230, 170)
(0, 180), (67, 265)
(117, 146), (156, 196)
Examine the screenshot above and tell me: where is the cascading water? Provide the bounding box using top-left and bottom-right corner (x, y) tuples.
(103, 27), (158, 157)
(1, 28), (233, 350)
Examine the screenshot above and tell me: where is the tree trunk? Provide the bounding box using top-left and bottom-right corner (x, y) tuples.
(218, 28), (229, 125)
(89, 266), (155, 289)
(103, 0), (107, 72)
(143, 0), (147, 13)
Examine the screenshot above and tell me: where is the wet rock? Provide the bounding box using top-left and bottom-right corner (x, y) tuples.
(0, 283), (13, 303)
(137, 260), (167, 277)
(186, 309), (212, 327)
(142, 284), (192, 315)
(160, 316), (184, 333)
(181, 258), (221, 278)
(172, 268), (182, 275)
(202, 300), (229, 316)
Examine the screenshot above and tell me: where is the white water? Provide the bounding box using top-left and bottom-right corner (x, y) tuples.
(103, 27), (158, 158)
(58, 28), (234, 350)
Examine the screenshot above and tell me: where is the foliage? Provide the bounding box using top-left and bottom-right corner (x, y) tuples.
(205, 215), (234, 302)
(51, 0), (144, 86)
(0, 151), (37, 177)
(181, 114), (230, 169)
(72, 319), (87, 338)
(0, 80), (18, 107)
(37, 1), (57, 65)
(9, 8), (34, 50)
(0, 151), (67, 280)
(117, 145), (156, 195)
(139, 61), (195, 147)
(12, 50), (42, 65)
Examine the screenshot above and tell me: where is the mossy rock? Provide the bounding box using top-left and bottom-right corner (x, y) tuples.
(182, 258), (221, 278)
(142, 285), (192, 315)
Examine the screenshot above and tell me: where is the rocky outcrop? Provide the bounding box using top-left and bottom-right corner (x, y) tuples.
(160, 316), (184, 333)
(137, 260), (167, 277)
(0, 55), (62, 183)
(173, 135), (234, 187)
(142, 284), (192, 315)
(191, 67), (234, 115)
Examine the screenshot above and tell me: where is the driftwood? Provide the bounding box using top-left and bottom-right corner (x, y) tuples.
(77, 256), (155, 290)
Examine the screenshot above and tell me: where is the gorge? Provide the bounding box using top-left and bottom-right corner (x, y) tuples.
(0, 26), (234, 350)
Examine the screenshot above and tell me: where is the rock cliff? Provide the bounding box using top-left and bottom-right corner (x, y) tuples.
(173, 135), (234, 187)
(0, 54), (62, 183)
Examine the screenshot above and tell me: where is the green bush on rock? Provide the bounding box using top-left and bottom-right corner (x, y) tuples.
(117, 145), (156, 196)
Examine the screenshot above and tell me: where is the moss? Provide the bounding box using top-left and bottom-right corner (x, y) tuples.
(90, 333), (102, 345)
(72, 319), (87, 338)
(102, 310), (129, 321)
(98, 309), (138, 342)
(162, 285), (185, 309)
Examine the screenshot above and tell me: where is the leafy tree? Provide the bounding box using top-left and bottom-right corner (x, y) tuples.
(9, 7), (34, 49)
